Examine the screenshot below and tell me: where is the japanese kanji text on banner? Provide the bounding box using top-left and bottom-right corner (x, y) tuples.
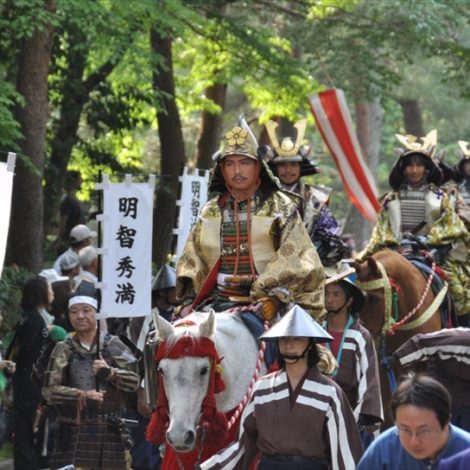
(98, 174), (155, 319)
(173, 166), (210, 260)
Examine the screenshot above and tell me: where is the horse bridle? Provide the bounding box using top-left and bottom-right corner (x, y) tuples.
(355, 261), (396, 337)
(355, 260), (447, 336)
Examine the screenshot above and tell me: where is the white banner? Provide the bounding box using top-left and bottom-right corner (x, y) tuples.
(97, 174), (155, 318)
(0, 153), (15, 279)
(173, 166), (210, 260)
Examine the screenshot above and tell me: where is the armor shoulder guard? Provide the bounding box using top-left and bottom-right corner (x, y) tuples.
(380, 191), (396, 204)
(309, 184), (333, 204)
(445, 185), (459, 196)
(199, 196), (220, 218)
(277, 189), (303, 207)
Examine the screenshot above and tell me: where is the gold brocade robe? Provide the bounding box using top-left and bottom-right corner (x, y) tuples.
(357, 185), (470, 317)
(176, 191), (326, 320)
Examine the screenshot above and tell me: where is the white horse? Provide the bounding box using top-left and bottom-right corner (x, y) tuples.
(152, 309), (266, 454)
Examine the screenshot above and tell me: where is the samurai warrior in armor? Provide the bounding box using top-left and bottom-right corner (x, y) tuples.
(357, 130), (470, 325)
(42, 282), (140, 469)
(265, 118), (346, 267)
(176, 117), (326, 322)
(456, 141), (470, 207)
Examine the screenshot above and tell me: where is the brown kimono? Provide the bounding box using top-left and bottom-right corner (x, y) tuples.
(200, 367), (363, 470)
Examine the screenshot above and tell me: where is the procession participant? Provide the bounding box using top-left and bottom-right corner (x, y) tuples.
(176, 119), (325, 322)
(324, 263), (383, 446)
(129, 264), (177, 352)
(357, 373), (470, 470)
(265, 118), (346, 267)
(386, 328), (470, 433)
(199, 304), (363, 470)
(357, 130), (470, 326)
(42, 281), (140, 470)
(448, 141), (470, 230)
(128, 266), (177, 470)
(455, 141), (470, 206)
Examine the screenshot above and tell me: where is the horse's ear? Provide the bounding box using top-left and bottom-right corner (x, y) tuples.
(199, 309), (216, 338)
(153, 310), (174, 341)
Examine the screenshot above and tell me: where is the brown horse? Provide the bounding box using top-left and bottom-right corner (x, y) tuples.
(352, 248), (448, 426)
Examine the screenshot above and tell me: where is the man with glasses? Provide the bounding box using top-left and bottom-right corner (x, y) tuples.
(357, 373), (470, 470)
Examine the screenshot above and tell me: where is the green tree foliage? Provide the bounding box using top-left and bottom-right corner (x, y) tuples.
(2, 0), (470, 266)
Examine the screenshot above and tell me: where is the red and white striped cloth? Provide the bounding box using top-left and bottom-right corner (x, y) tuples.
(308, 88), (380, 222)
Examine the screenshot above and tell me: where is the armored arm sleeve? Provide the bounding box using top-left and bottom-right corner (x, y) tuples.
(106, 337), (140, 392)
(42, 341), (82, 405)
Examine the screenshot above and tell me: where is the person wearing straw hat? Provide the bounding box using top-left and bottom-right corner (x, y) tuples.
(199, 304), (363, 470)
(176, 117), (325, 322)
(324, 263), (383, 447)
(265, 118), (346, 267)
(42, 281), (140, 470)
(357, 130), (470, 326)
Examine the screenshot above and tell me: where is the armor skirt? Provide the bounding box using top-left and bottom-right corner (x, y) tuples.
(50, 421), (129, 469)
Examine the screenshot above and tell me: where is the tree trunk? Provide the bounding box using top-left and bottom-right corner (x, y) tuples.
(397, 98), (424, 136)
(44, 23), (123, 231)
(343, 97), (383, 247)
(150, 27), (186, 266)
(44, 25), (88, 230)
(8, 0), (56, 272)
(195, 83), (227, 170)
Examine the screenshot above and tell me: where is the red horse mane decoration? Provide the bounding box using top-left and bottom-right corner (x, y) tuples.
(146, 335), (227, 449)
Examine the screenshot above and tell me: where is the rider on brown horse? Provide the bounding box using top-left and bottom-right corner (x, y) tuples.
(357, 130), (470, 326)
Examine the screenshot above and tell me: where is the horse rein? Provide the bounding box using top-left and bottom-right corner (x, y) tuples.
(174, 310), (268, 470)
(356, 260), (447, 336)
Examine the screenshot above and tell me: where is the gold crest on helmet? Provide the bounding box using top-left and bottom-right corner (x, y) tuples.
(458, 140), (470, 160)
(265, 119), (308, 161)
(220, 125), (258, 160)
(395, 129), (437, 160)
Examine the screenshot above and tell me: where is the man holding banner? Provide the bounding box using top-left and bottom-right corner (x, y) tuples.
(176, 119), (326, 322)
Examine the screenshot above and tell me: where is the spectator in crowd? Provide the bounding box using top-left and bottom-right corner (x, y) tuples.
(55, 170), (85, 253)
(50, 279), (74, 331)
(58, 252), (80, 287)
(200, 305), (363, 470)
(9, 276), (51, 469)
(324, 263), (383, 447)
(357, 373), (470, 470)
(42, 281), (140, 469)
(53, 224), (96, 275)
(75, 244), (98, 285)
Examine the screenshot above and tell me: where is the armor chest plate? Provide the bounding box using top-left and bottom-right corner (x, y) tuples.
(399, 187), (426, 232)
(68, 353), (95, 391)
